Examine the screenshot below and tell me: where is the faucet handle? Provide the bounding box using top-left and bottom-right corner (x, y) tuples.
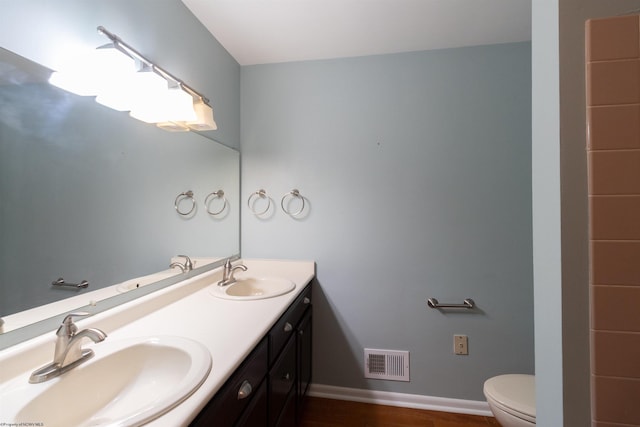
(177, 254), (194, 270)
(57, 312), (90, 337)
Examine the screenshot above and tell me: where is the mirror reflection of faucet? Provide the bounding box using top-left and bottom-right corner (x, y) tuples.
(170, 255), (194, 273)
(218, 259), (247, 286)
(29, 312), (107, 383)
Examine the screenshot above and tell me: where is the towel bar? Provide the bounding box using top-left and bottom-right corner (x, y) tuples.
(427, 298), (475, 309)
(52, 278), (89, 290)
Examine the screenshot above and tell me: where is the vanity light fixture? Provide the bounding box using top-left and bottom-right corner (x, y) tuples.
(48, 26), (217, 132)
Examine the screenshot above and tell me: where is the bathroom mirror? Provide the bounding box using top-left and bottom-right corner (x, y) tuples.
(0, 47), (240, 341)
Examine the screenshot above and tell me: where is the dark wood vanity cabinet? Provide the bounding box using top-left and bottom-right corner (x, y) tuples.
(269, 337), (296, 427)
(190, 283), (312, 427)
(296, 309), (312, 420)
(269, 284), (312, 427)
(190, 337), (269, 427)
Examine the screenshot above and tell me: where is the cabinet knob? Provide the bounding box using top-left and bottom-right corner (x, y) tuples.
(299, 330), (304, 336)
(283, 373), (291, 381)
(283, 322), (293, 332)
(303, 297), (311, 305)
(237, 380), (253, 400)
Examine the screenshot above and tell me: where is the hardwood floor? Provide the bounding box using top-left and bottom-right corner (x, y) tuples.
(299, 397), (500, 427)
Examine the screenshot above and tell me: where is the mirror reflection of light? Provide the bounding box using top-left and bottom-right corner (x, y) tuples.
(49, 44), (135, 98)
(93, 48), (138, 111)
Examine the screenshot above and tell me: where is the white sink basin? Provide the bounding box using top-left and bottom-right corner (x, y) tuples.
(211, 277), (296, 300)
(0, 336), (211, 427)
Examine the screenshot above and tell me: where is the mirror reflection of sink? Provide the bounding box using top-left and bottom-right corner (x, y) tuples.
(0, 336), (211, 427)
(211, 277), (296, 300)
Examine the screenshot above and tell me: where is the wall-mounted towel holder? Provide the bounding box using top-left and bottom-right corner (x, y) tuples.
(52, 277), (89, 290)
(427, 298), (475, 309)
(175, 190), (196, 216)
(281, 189), (306, 217)
(205, 190), (227, 216)
(248, 189), (271, 216)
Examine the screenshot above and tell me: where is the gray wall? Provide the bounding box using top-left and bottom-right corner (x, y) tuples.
(241, 42), (533, 400)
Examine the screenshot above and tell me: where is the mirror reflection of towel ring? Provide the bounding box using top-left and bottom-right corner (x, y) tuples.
(281, 189), (305, 217)
(174, 190), (196, 216)
(205, 190), (228, 216)
(248, 189), (271, 216)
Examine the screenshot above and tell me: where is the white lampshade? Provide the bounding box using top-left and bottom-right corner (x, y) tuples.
(165, 87), (197, 122)
(130, 86), (195, 124)
(124, 68), (168, 116)
(94, 46), (140, 111)
(92, 45), (136, 81)
(186, 99), (217, 131)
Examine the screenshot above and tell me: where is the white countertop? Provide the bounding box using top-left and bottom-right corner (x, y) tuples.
(0, 258), (315, 426)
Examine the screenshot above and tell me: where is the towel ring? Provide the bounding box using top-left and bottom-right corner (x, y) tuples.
(281, 189), (305, 217)
(248, 189), (271, 216)
(174, 190), (196, 216)
(205, 190), (228, 216)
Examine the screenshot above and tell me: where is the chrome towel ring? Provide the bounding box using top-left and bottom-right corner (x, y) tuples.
(281, 189), (305, 217)
(205, 190), (228, 216)
(174, 190), (196, 216)
(248, 189), (271, 216)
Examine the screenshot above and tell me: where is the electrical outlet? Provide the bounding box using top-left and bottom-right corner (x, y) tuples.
(454, 335), (468, 355)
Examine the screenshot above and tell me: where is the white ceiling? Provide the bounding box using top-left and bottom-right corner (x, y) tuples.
(181, 0), (531, 66)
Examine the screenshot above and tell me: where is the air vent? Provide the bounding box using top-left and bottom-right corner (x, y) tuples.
(364, 349), (410, 382)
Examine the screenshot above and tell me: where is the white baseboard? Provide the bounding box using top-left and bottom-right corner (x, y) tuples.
(308, 384), (493, 417)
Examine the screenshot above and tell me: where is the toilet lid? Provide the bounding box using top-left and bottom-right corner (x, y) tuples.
(484, 374), (535, 420)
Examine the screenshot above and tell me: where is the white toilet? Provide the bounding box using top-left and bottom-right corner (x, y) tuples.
(483, 374), (535, 426)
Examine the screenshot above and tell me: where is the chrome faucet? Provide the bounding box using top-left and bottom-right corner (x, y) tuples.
(170, 254), (194, 272)
(29, 312), (107, 383)
(218, 259), (247, 286)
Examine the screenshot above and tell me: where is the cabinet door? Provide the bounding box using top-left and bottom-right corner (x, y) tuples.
(275, 391), (296, 427)
(296, 309), (312, 420)
(269, 337), (296, 427)
(235, 380), (267, 427)
(190, 338), (268, 427)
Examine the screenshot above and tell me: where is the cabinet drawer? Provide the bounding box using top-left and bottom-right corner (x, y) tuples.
(269, 284), (312, 364)
(191, 337), (268, 427)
